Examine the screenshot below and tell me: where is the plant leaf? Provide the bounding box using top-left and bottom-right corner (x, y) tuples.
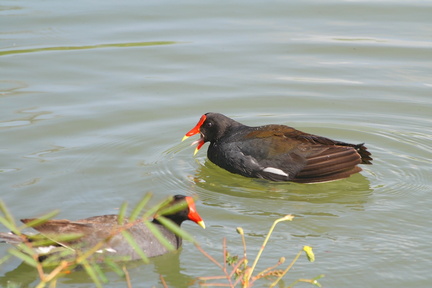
(156, 216), (195, 243)
(141, 197), (171, 221)
(0, 216), (20, 235)
(117, 202), (128, 225)
(154, 200), (188, 218)
(0, 254), (12, 266)
(144, 221), (176, 251)
(312, 274), (325, 287)
(29, 233), (83, 247)
(19, 210), (60, 229)
(120, 230), (149, 263)
(129, 193), (152, 221)
(8, 248), (39, 267)
(92, 263), (109, 284)
(16, 242), (38, 257)
(81, 259), (103, 288)
(104, 258), (125, 277)
(0, 200), (15, 225)
(303, 246), (315, 262)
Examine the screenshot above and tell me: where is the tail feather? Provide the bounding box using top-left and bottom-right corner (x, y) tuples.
(354, 143), (373, 164)
(0, 232), (24, 245)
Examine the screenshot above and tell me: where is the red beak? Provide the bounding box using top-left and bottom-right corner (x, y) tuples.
(185, 196), (205, 229)
(182, 115), (207, 155)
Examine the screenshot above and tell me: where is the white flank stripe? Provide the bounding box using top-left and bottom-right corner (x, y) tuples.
(96, 247), (117, 254)
(35, 245), (57, 254)
(263, 167), (289, 177)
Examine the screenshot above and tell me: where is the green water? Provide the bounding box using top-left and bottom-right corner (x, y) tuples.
(1, 0), (431, 287)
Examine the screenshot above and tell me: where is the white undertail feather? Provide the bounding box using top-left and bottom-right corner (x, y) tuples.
(262, 167), (289, 177)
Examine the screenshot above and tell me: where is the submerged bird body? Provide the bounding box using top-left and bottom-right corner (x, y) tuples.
(0, 195), (205, 261)
(183, 113), (372, 183)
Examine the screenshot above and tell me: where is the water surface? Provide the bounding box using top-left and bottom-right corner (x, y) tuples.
(1, 0), (431, 287)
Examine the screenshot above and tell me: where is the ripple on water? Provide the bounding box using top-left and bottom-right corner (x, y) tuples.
(153, 125), (375, 221)
(151, 142), (203, 195)
(151, 113), (430, 228)
(367, 120), (431, 199)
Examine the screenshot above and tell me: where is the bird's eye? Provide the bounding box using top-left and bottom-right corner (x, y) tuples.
(205, 122), (213, 128)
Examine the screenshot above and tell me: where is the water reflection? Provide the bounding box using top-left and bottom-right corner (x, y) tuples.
(0, 108), (55, 129)
(0, 80), (28, 96)
(0, 252), (195, 287)
(0, 261), (38, 287)
(152, 253), (195, 288)
(0, 41), (179, 57)
(193, 159), (372, 205)
(23, 145), (66, 163)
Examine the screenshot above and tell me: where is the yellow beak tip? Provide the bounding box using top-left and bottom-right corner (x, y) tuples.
(193, 148), (199, 156)
(181, 135), (189, 142)
(197, 221), (206, 229)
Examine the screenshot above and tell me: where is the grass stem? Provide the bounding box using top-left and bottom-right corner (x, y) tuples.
(245, 214), (294, 286)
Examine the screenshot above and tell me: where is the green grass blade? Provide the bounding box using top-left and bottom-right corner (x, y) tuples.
(144, 221), (175, 252)
(52, 232), (84, 243)
(40, 249), (76, 267)
(19, 210), (60, 229)
(311, 274), (325, 287)
(104, 258), (125, 277)
(8, 248), (39, 267)
(0, 200), (15, 225)
(156, 216), (195, 243)
(0, 216), (20, 235)
(81, 259), (103, 288)
(120, 230), (149, 263)
(154, 200), (187, 218)
(141, 196), (173, 220)
(129, 192), (152, 221)
(117, 202), (128, 225)
(249, 214), (295, 285)
(92, 263), (109, 284)
(16, 242), (38, 257)
(0, 254), (12, 266)
(29, 233), (83, 247)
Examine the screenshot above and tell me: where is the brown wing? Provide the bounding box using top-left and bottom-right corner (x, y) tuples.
(295, 134), (372, 165)
(245, 125), (370, 183)
(21, 218), (93, 235)
(20, 215), (121, 247)
(291, 145), (363, 183)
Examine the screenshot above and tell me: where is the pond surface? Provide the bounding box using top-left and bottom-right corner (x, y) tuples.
(1, 0), (431, 287)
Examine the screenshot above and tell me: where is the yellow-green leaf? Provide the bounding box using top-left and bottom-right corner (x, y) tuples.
(156, 216), (195, 243)
(81, 259), (103, 288)
(117, 202), (128, 225)
(104, 258), (125, 277)
(303, 246), (315, 262)
(8, 248), (39, 267)
(120, 230), (149, 263)
(0, 200), (15, 225)
(20, 210), (59, 229)
(0, 216), (20, 235)
(129, 193), (152, 221)
(144, 221), (176, 251)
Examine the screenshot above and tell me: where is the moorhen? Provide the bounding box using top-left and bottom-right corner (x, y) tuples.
(0, 195), (205, 262)
(183, 113), (372, 183)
